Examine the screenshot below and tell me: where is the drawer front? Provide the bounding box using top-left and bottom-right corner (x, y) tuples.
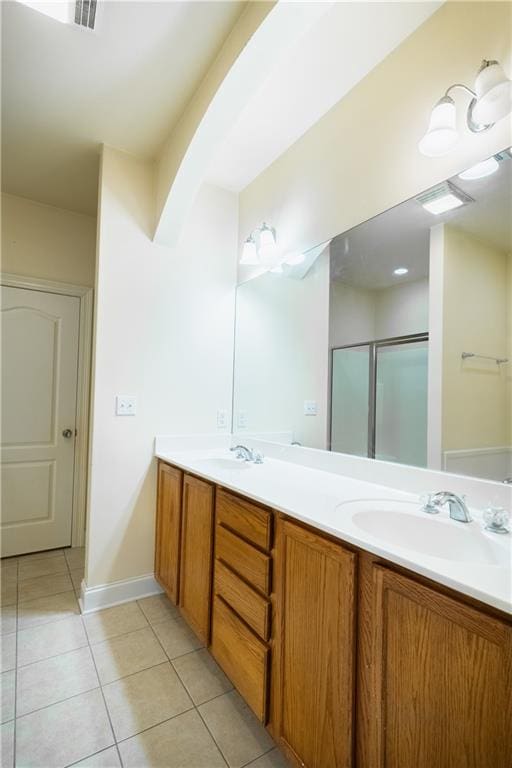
(216, 489), (272, 551)
(211, 596), (269, 722)
(216, 524), (271, 595)
(215, 560), (271, 641)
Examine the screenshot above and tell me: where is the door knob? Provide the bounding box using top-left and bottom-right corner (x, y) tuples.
(62, 429), (73, 438)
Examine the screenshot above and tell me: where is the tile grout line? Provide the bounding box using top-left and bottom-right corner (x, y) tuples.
(90, 600), (232, 766)
(13, 557), (19, 768)
(74, 550), (125, 768)
(141, 603), (265, 768)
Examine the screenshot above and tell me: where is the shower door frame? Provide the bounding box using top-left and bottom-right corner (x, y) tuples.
(329, 332), (429, 458)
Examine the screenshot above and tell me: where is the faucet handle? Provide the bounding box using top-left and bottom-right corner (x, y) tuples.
(420, 493), (441, 514)
(483, 506), (510, 534)
(252, 450), (264, 464)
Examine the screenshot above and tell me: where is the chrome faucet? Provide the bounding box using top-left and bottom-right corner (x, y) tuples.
(230, 445), (264, 464)
(422, 491), (472, 523)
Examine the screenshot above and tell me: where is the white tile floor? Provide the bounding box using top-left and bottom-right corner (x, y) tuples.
(0, 549), (290, 768)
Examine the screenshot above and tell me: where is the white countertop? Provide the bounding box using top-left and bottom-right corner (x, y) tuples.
(155, 446), (512, 616)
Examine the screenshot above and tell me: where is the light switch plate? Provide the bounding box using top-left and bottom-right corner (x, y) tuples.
(217, 409), (228, 429)
(237, 410), (248, 429)
(116, 395), (137, 416)
(303, 400), (318, 416)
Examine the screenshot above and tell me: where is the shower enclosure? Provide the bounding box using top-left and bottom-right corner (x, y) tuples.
(330, 333), (428, 467)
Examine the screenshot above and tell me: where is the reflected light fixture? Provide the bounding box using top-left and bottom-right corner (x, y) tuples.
(458, 155), (499, 180)
(419, 59), (512, 157)
(416, 181), (473, 215)
(240, 235), (259, 265)
(393, 267), (409, 276)
(284, 251), (306, 266)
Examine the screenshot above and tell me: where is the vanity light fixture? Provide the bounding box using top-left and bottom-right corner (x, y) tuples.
(458, 155), (499, 180)
(257, 223), (279, 266)
(239, 223), (280, 268)
(418, 59), (512, 157)
(416, 181), (473, 215)
(393, 267), (409, 276)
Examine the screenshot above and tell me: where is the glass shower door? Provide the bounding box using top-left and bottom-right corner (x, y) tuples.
(374, 340), (428, 467)
(331, 345), (370, 457)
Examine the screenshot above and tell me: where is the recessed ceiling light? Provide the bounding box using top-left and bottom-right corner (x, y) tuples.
(458, 156), (499, 180)
(416, 181), (473, 216)
(393, 267), (409, 276)
(423, 193), (465, 215)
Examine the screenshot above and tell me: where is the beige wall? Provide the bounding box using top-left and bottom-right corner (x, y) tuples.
(86, 147), (237, 588)
(330, 278), (429, 348)
(442, 226), (511, 451)
(239, 2), (512, 260)
(1, 193), (96, 286)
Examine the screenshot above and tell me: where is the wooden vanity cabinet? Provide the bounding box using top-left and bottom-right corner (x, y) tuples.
(273, 517), (357, 768)
(156, 463), (512, 768)
(154, 461), (183, 602)
(178, 473), (215, 645)
(357, 554), (512, 768)
(211, 489), (273, 723)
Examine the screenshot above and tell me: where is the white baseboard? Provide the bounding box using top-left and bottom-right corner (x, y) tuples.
(80, 573), (163, 614)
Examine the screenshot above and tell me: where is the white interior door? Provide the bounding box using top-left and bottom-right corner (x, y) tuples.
(1, 286), (80, 557)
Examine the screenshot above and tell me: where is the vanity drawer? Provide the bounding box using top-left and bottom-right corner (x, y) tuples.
(216, 489), (272, 551)
(216, 524), (271, 595)
(211, 596), (269, 722)
(214, 559), (271, 641)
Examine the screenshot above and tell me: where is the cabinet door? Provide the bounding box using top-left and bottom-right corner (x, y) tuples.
(179, 474), (214, 644)
(364, 565), (512, 768)
(155, 462), (182, 603)
(274, 518), (356, 768)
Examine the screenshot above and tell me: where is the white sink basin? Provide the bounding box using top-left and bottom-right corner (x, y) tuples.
(195, 457), (251, 472)
(338, 499), (509, 567)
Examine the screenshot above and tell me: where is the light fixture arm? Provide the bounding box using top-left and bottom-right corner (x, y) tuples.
(444, 83), (476, 99)
(443, 80), (493, 134)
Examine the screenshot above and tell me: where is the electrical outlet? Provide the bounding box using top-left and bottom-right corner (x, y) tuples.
(237, 410), (248, 429)
(217, 409), (228, 430)
(303, 400), (318, 416)
(116, 395), (137, 416)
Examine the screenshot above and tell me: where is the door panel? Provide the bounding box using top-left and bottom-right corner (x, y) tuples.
(366, 565), (512, 768)
(1, 286), (80, 556)
(274, 519), (356, 768)
(375, 341), (428, 467)
(331, 345), (370, 456)
(179, 474), (214, 644)
(155, 462), (182, 603)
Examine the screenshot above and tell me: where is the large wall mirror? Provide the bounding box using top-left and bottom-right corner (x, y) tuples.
(232, 149), (512, 483)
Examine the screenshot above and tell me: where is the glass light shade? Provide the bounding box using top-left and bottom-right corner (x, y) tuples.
(472, 61), (512, 124)
(239, 237), (259, 265)
(393, 267), (409, 276)
(418, 97), (459, 157)
(458, 156), (499, 180)
(258, 224), (279, 267)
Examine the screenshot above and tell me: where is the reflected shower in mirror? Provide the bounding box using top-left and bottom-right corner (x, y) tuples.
(232, 148), (512, 482)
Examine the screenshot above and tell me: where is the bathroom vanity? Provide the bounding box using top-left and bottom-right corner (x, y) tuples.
(154, 447), (512, 768)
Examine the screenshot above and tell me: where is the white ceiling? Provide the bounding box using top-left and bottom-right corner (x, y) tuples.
(330, 151), (512, 290)
(206, 1), (441, 192)
(1, 0), (244, 215)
